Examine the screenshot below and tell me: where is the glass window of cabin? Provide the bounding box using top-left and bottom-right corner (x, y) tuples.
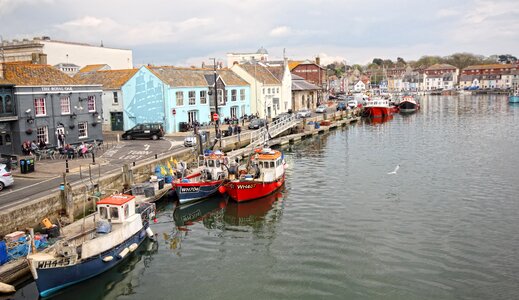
(208, 160), (215, 167)
(100, 206), (108, 219)
(216, 160), (221, 167)
(110, 207), (119, 220)
(270, 161), (275, 168)
(124, 204), (129, 218)
(263, 161), (269, 168)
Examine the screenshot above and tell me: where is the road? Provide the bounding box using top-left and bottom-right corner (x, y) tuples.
(0, 138), (186, 210)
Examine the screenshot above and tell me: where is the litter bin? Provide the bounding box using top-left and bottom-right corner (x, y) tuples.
(314, 122), (320, 129)
(27, 158), (35, 173)
(20, 159), (27, 174)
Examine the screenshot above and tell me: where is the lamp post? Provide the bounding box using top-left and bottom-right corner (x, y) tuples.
(210, 58), (220, 147)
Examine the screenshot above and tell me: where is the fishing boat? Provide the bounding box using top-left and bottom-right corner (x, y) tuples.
(362, 98), (394, 118)
(221, 147), (286, 202)
(509, 89), (519, 103)
(172, 151), (228, 204)
(398, 95), (419, 113)
(27, 194), (155, 297)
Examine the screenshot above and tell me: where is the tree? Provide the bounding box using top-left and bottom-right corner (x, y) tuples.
(372, 58), (383, 66)
(497, 54), (517, 64)
(396, 57), (406, 67)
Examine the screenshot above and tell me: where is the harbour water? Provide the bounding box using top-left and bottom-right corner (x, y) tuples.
(14, 95), (519, 299)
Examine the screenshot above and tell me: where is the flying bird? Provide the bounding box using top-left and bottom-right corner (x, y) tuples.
(387, 165), (400, 175)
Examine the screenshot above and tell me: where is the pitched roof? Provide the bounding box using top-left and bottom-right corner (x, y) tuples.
(266, 66), (284, 81)
(2, 62), (78, 85)
(292, 74), (320, 91)
(463, 63), (514, 70)
(78, 64), (111, 73)
(288, 61), (303, 70)
(239, 64), (280, 85)
(425, 64), (458, 70)
(74, 69), (139, 89)
(150, 66), (213, 87)
(0, 77), (14, 85)
(217, 69), (249, 86)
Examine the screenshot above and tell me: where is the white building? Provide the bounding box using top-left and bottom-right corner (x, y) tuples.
(354, 80), (366, 92)
(227, 47), (269, 67)
(0, 36), (133, 70)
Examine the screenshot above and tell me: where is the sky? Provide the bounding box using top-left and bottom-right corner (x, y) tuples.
(1, 0), (519, 67)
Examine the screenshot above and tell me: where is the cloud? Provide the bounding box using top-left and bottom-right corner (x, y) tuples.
(0, 0), (54, 16)
(436, 9), (460, 18)
(270, 26), (292, 37)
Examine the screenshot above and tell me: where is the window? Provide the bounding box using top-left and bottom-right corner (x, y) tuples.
(0, 135), (2, 145)
(113, 92), (119, 104)
(0, 96), (3, 113)
(60, 96), (70, 114)
(100, 207), (108, 219)
(4, 134), (10, 145)
(176, 91), (184, 106)
(34, 98), (46, 116)
(124, 204), (129, 218)
(189, 91), (196, 105)
(200, 90), (207, 104)
(240, 89), (245, 101)
(37, 126), (49, 144)
(231, 89), (237, 101)
(78, 121), (88, 139)
(217, 89), (224, 105)
(268, 88), (271, 94)
(277, 88), (280, 93)
(85, 95), (96, 112)
(110, 207), (119, 220)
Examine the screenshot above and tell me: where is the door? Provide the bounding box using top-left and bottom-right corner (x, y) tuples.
(110, 112), (124, 131)
(188, 110), (198, 124)
(56, 126), (66, 148)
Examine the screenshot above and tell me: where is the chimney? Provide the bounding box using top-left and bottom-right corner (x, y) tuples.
(39, 53), (47, 65)
(315, 56), (321, 66)
(31, 53), (39, 64)
(201, 62), (205, 68)
(0, 63), (4, 79)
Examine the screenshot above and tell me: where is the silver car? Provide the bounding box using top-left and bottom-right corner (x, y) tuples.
(296, 108), (312, 118)
(0, 163), (14, 192)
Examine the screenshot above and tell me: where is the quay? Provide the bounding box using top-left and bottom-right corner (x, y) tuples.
(0, 108), (360, 288)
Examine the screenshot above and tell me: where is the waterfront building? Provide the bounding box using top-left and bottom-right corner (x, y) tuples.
(231, 63), (282, 119)
(354, 80), (366, 92)
(53, 63), (81, 77)
(149, 66), (251, 133)
(424, 64), (459, 90)
(0, 36), (132, 70)
(291, 74), (321, 111)
(226, 47), (269, 67)
(264, 62), (293, 113)
(289, 58), (327, 104)
(0, 62), (102, 156)
(74, 68), (140, 131)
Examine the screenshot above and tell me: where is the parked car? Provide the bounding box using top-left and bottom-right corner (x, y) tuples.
(296, 108), (312, 118)
(248, 119), (267, 130)
(122, 123), (164, 140)
(315, 105), (328, 113)
(0, 163), (14, 192)
(184, 136), (197, 147)
(336, 101), (347, 111)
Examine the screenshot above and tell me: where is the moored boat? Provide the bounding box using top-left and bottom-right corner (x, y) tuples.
(509, 89), (519, 103)
(172, 151), (228, 204)
(222, 147), (286, 202)
(398, 95), (419, 113)
(27, 194), (155, 297)
(362, 98), (393, 118)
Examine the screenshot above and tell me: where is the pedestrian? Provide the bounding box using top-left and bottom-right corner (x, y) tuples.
(38, 139), (46, 150)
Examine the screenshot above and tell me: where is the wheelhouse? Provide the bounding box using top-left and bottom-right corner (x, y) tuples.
(96, 194), (136, 224)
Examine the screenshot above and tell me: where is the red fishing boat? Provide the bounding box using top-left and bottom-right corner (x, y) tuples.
(221, 147), (286, 202)
(362, 98), (395, 118)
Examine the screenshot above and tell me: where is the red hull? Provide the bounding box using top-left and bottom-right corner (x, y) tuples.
(364, 107), (392, 118)
(225, 175), (285, 202)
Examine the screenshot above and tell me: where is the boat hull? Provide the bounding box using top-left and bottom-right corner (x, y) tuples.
(399, 101), (418, 113)
(174, 180), (223, 204)
(364, 107), (392, 118)
(33, 227), (148, 297)
(226, 175), (285, 203)
(509, 95), (519, 103)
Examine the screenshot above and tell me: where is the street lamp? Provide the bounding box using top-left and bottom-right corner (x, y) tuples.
(209, 58), (220, 147)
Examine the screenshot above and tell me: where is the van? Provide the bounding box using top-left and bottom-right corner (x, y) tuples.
(122, 123), (164, 140)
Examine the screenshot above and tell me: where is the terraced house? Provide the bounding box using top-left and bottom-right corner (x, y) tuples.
(0, 62), (102, 156)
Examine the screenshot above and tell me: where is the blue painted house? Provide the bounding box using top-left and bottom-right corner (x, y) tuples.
(149, 67), (250, 133)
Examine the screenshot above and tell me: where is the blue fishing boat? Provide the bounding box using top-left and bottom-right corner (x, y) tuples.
(27, 194), (155, 297)
(509, 89), (519, 103)
(172, 151), (228, 204)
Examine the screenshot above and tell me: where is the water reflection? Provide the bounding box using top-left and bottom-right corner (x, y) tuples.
(223, 191), (284, 227)
(364, 114), (393, 124)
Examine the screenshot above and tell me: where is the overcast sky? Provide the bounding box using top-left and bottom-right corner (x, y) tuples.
(1, 0), (519, 67)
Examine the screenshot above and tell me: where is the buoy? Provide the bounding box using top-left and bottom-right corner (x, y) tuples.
(102, 256), (114, 262)
(0, 282), (15, 294)
(146, 227), (154, 238)
(153, 218), (158, 223)
(118, 248), (130, 259)
(276, 181), (282, 187)
(218, 186), (226, 194)
(128, 243), (138, 252)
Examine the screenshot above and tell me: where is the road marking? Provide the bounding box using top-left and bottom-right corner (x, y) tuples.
(144, 144), (150, 151)
(168, 140), (176, 151)
(2, 176), (61, 196)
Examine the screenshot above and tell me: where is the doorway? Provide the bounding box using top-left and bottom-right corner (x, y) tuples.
(111, 112), (124, 131)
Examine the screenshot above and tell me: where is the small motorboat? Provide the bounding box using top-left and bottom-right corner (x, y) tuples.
(509, 89), (519, 103)
(362, 98), (393, 118)
(398, 95), (419, 113)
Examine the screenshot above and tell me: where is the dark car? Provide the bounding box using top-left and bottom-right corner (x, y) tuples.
(122, 123), (164, 140)
(336, 101), (347, 111)
(248, 119), (266, 130)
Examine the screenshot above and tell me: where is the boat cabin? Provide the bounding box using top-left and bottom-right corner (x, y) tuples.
(198, 151), (227, 181)
(254, 148), (284, 182)
(365, 98), (390, 107)
(96, 194), (137, 224)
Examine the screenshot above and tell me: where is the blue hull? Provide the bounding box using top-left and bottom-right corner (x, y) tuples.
(35, 227), (148, 298)
(509, 95), (519, 103)
(175, 181), (222, 204)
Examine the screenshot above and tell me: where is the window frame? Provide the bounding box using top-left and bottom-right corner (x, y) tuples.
(200, 90), (207, 104)
(36, 125), (49, 144)
(87, 96), (96, 112)
(60, 96), (71, 115)
(176, 91), (184, 106)
(188, 91), (196, 105)
(240, 89), (245, 101)
(34, 98), (46, 116)
(113, 91), (119, 104)
(78, 121), (88, 139)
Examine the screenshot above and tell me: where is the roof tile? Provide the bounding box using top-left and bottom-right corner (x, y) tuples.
(74, 69), (139, 89)
(2, 62), (78, 85)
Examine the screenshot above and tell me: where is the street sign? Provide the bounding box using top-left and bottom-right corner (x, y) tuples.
(213, 113), (219, 121)
(172, 109), (176, 115)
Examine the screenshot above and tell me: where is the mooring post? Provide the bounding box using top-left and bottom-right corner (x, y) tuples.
(92, 151), (95, 165)
(65, 159), (69, 173)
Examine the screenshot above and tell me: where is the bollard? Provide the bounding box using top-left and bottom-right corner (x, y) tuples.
(155, 154), (158, 159)
(133, 161), (136, 166)
(65, 159), (69, 173)
(92, 151), (96, 165)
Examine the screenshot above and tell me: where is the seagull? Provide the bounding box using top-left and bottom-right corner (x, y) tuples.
(387, 164), (400, 175)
